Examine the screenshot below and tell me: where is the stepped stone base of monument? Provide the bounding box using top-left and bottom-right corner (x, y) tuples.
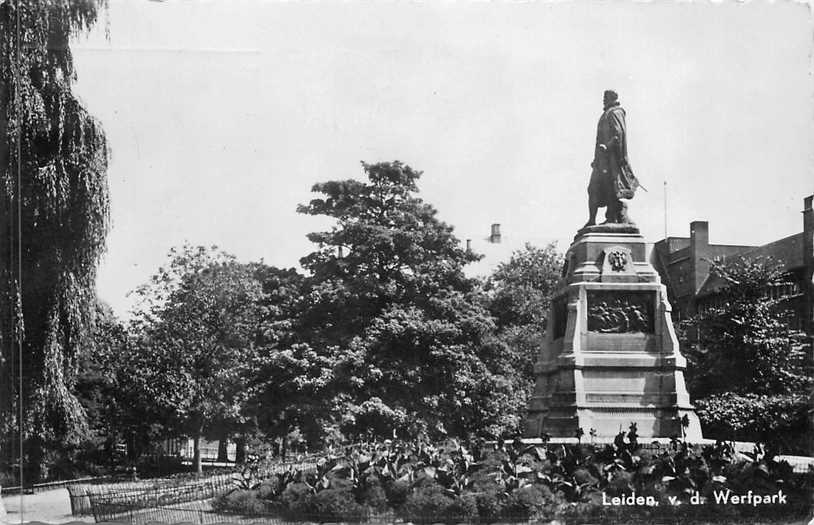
(524, 225), (702, 440)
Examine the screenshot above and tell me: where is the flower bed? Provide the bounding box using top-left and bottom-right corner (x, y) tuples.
(211, 432), (813, 524)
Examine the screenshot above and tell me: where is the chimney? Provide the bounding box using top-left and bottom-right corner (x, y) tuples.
(690, 220), (709, 247)
(490, 223), (502, 244)
(466, 239), (472, 252)
(689, 220), (710, 301)
(802, 195), (813, 334)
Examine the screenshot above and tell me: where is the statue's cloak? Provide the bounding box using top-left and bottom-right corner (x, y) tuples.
(589, 104), (639, 205)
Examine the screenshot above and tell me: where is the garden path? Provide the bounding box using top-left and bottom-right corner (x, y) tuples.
(1, 489), (92, 524)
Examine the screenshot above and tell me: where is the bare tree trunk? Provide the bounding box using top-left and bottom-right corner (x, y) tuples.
(216, 432), (229, 463)
(235, 436), (247, 464)
(192, 433), (202, 475)
(25, 437), (46, 484)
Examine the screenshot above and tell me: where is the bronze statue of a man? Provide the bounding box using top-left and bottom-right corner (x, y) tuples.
(585, 90), (639, 227)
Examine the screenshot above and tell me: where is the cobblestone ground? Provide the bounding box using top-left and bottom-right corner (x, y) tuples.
(1, 489), (93, 524)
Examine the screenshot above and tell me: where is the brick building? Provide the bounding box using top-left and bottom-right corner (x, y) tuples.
(651, 194), (814, 334)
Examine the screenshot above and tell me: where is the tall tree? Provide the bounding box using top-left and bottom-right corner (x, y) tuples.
(0, 1), (109, 482)
(482, 243), (563, 421)
(250, 265), (333, 453)
(486, 243), (562, 331)
(288, 161), (520, 440)
(128, 245), (263, 473)
(74, 301), (126, 446)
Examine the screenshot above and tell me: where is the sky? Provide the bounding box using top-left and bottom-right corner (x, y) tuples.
(70, 1), (814, 318)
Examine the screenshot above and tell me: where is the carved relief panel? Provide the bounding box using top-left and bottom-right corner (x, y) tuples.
(586, 290), (655, 333)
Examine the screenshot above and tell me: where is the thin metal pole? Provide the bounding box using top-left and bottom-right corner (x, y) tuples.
(663, 180), (668, 239)
(6, 151), (14, 514)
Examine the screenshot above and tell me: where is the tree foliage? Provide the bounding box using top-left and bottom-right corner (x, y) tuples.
(486, 243), (562, 331)
(74, 301), (125, 443)
(683, 257), (810, 398)
(126, 245), (264, 472)
(271, 161), (521, 441)
(482, 243), (562, 397)
(250, 265), (333, 450)
(0, 0), (109, 481)
(681, 257), (812, 451)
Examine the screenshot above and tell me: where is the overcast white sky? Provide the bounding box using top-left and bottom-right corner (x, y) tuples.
(71, 1), (814, 317)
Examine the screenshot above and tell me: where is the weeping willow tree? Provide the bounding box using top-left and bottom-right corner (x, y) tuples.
(0, 0), (109, 482)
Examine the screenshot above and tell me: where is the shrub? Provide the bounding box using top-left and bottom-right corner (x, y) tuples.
(556, 500), (604, 521)
(212, 438), (814, 523)
(279, 482), (312, 512)
(0, 468), (17, 487)
(605, 468), (634, 497)
(280, 479), (368, 521)
(47, 440), (115, 480)
(572, 467), (597, 485)
(255, 470), (300, 501)
(256, 480), (273, 499)
(447, 493), (478, 522)
(473, 485), (505, 522)
(211, 489), (272, 514)
(134, 454), (186, 478)
(305, 486), (368, 521)
(383, 478), (410, 510)
(357, 474), (388, 512)
(503, 484), (551, 520)
(696, 393), (810, 453)
(399, 482), (478, 524)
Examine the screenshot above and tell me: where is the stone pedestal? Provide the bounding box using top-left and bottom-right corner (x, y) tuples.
(524, 225), (702, 440)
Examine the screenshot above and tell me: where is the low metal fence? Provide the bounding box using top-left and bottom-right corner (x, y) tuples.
(89, 499), (217, 525)
(84, 505), (546, 525)
(88, 483), (230, 522)
(83, 454), (323, 521)
(87, 505), (401, 525)
(70, 472), (235, 516)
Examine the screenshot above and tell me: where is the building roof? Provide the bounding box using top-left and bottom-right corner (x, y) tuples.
(696, 232), (807, 297)
(738, 232), (806, 270)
